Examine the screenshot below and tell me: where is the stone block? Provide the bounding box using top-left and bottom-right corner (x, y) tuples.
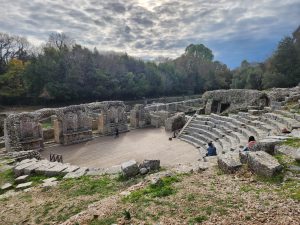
(106, 165), (122, 174)
(23, 160), (49, 175)
(16, 182), (32, 190)
(139, 160), (160, 171)
(251, 138), (282, 154)
(139, 168), (148, 175)
(121, 160), (139, 177)
(35, 162), (59, 174)
(42, 180), (58, 188)
(15, 175), (29, 183)
(62, 165), (80, 173)
(204, 156), (218, 164)
(14, 159), (38, 176)
(43, 177), (57, 183)
(45, 164), (69, 176)
(1, 183), (13, 190)
(274, 145), (300, 160)
(218, 153), (242, 173)
(246, 151), (283, 177)
(63, 167), (88, 179)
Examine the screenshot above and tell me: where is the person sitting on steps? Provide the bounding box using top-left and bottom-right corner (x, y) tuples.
(243, 136), (256, 151)
(206, 142), (217, 156)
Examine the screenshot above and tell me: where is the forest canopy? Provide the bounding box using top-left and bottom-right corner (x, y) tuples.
(0, 26), (299, 105)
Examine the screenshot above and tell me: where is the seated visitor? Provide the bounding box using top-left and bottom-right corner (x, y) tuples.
(206, 142), (217, 156)
(243, 136), (256, 151)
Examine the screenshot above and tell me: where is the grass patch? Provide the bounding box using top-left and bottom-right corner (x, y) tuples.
(88, 216), (118, 225)
(255, 173), (285, 184)
(189, 215), (208, 224)
(59, 175), (119, 197)
(41, 121), (52, 129)
(278, 179), (300, 201)
(0, 168), (14, 186)
(123, 176), (180, 203)
(282, 138), (300, 148)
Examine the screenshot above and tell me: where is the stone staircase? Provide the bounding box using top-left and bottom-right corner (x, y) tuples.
(178, 109), (300, 156)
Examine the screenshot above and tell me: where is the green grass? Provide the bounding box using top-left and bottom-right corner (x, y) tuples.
(59, 176), (120, 197)
(123, 176), (180, 203)
(0, 168), (14, 186)
(189, 215), (208, 224)
(88, 217), (117, 225)
(282, 138), (300, 148)
(278, 179), (300, 201)
(41, 121), (52, 129)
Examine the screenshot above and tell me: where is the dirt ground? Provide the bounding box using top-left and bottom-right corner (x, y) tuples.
(41, 127), (201, 168)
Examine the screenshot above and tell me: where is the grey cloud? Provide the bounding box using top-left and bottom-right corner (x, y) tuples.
(0, 0), (299, 62)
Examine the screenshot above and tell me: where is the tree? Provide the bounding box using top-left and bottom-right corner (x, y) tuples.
(0, 59), (27, 97)
(184, 44), (214, 61)
(47, 32), (75, 51)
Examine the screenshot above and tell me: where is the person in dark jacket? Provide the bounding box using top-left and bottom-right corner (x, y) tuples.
(206, 142), (217, 156)
(115, 127), (119, 138)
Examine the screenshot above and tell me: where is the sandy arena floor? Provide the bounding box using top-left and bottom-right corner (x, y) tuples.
(41, 127), (201, 168)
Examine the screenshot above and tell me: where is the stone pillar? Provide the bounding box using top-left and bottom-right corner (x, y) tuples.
(53, 118), (62, 144)
(98, 113), (108, 134)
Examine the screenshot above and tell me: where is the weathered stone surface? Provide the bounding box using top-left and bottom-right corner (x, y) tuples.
(239, 151), (249, 164)
(204, 156), (218, 164)
(45, 163), (69, 176)
(218, 153), (242, 173)
(139, 168), (148, 175)
(23, 160), (49, 175)
(42, 180), (58, 188)
(15, 175), (29, 183)
(14, 159), (38, 176)
(121, 160), (139, 177)
(139, 160), (160, 171)
(86, 168), (106, 176)
(16, 182), (32, 189)
(246, 151), (283, 177)
(274, 145), (300, 161)
(5, 150), (41, 162)
(251, 138), (283, 154)
(1, 183), (13, 190)
(202, 89), (269, 114)
(62, 165), (80, 173)
(35, 162), (59, 174)
(165, 113), (186, 132)
(43, 177), (57, 183)
(63, 167), (88, 179)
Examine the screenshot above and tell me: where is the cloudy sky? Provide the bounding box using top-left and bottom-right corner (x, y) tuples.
(1, 0), (300, 68)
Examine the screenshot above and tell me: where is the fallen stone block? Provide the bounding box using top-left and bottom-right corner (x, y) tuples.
(42, 180), (58, 188)
(63, 167), (88, 179)
(35, 162), (59, 174)
(15, 175), (29, 184)
(121, 160), (139, 178)
(45, 164), (69, 176)
(246, 151), (283, 177)
(139, 168), (148, 175)
(218, 153), (242, 173)
(14, 159), (38, 176)
(274, 145), (300, 161)
(16, 182), (32, 190)
(139, 160), (160, 171)
(62, 165), (80, 174)
(1, 183), (13, 191)
(239, 151), (249, 164)
(251, 138), (283, 154)
(86, 168), (106, 176)
(43, 177), (57, 183)
(23, 160), (49, 175)
(105, 165), (121, 174)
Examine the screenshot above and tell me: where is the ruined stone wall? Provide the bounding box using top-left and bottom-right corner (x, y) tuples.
(4, 101), (128, 151)
(202, 89), (270, 114)
(145, 98), (203, 113)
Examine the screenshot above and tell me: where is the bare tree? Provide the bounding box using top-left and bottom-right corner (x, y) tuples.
(47, 32), (75, 50)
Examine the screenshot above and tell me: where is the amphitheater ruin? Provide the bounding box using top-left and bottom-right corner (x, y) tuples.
(1, 85), (300, 180)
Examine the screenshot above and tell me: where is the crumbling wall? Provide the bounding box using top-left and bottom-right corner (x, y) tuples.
(202, 89), (270, 114)
(4, 101), (128, 151)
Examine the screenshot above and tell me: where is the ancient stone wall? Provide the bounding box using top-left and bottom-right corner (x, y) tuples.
(145, 98), (203, 113)
(202, 89), (270, 114)
(4, 101), (128, 151)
